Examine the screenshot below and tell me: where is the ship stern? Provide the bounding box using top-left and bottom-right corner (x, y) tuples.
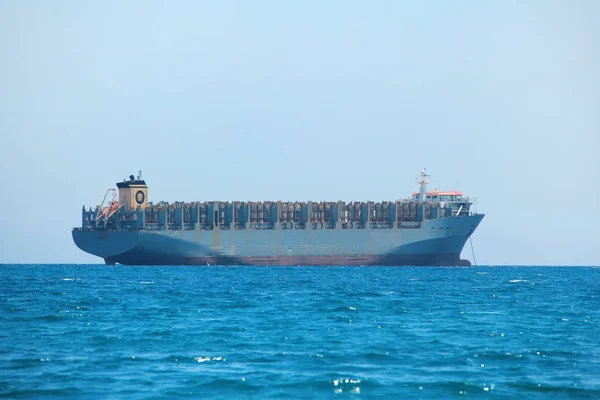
(72, 229), (139, 264)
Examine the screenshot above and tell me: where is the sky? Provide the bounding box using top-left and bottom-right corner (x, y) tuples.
(0, 1), (598, 265)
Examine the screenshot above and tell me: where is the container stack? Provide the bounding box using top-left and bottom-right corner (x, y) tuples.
(262, 202), (271, 224)
(126, 197), (456, 231)
(424, 202), (432, 220)
(144, 205), (159, 224)
(167, 204), (176, 224)
(249, 202), (259, 224)
(293, 202), (303, 223)
(399, 202), (418, 222)
(353, 202), (363, 223)
(234, 201), (244, 228)
(199, 202), (208, 226)
(249, 202), (272, 225)
(310, 202), (324, 223)
(280, 201), (293, 223)
(218, 202), (228, 227)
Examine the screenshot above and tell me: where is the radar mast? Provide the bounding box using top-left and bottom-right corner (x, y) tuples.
(417, 168), (431, 203)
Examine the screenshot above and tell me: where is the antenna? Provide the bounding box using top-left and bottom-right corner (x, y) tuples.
(138, 170), (142, 181)
(416, 168), (431, 185)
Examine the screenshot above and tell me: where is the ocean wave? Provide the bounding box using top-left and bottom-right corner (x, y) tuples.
(1, 265), (599, 398)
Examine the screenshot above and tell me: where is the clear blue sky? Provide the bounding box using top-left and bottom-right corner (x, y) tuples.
(1, 1), (598, 265)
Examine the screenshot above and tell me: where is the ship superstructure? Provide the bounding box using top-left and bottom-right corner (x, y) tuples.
(73, 170), (484, 266)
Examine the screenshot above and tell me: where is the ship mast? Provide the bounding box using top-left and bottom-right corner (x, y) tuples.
(417, 168), (430, 203)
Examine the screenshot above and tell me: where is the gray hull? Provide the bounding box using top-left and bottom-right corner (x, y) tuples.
(73, 214), (484, 266)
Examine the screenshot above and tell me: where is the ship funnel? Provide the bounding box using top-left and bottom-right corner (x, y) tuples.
(117, 173), (148, 210)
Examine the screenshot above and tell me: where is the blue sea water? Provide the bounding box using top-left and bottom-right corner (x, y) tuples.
(0, 265), (599, 399)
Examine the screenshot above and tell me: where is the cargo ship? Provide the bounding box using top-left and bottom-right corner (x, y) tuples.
(72, 170), (484, 266)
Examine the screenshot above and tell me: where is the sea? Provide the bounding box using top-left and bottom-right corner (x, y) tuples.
(0, 265), (599, 399)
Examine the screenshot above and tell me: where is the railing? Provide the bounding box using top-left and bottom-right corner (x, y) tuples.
(77, 220), (430, 231)
(78, 208), (461, 232)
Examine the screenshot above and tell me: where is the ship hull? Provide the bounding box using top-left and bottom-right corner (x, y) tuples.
(103, 253), (468, 266)
(73, 214), (483, 266)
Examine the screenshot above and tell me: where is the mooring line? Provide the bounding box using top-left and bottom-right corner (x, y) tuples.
(470, 236), (477, 266)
